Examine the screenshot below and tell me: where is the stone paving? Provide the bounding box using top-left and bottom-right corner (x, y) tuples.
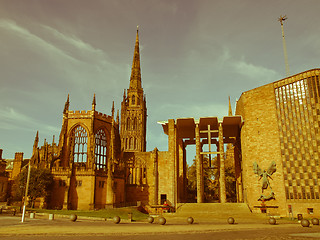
(1, 213), (320, 239)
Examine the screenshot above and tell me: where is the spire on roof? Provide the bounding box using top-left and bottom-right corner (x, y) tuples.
(228, 96), (233, 116)
(63, 94), (70, 114)
(111, 101), (115, 118)
(92, 93), (96, 111)
(129, 27), (142, 90)
(33, 131), (39, 149)
(116, 109), (119, 125)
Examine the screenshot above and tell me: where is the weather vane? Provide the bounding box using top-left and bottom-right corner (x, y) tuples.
(278, 15), (290, 77)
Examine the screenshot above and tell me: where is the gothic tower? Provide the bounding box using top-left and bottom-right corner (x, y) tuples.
(120, 28), (147, 152)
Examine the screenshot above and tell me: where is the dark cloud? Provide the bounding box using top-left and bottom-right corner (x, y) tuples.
(0, 0), (320, 160)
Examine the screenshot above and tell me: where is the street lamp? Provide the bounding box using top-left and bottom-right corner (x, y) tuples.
(21, 160), (31, 223)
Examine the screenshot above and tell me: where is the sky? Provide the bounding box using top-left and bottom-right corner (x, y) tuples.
(1, 0), (320, 163)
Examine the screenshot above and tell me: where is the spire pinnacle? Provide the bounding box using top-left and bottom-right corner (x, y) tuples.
(33, 131), (39, 148)
(228, 96), (233, 116)
(92, 93), (96, 111)
(111, 101), (115, 118)
(63, 94), (70, 114)
(129, 28), (142, 90)
(116, 109), (119, 125)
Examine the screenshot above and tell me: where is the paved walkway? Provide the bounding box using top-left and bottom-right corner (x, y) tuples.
(1, 213), (320, 239)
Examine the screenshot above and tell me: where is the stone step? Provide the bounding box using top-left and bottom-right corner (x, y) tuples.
(172, 203), (254, 218)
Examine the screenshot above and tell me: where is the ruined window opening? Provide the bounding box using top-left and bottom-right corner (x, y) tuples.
(72, 125), (88, 164)
(95, 129), (107, 169)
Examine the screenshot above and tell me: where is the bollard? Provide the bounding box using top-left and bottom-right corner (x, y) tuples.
(113, 216), (121, 224)
(301, 219), (310, 227)
(158, 217), (166, 225)
(30, 212), (35, 219)
(269, 217), (276, 225)
(187, 217), (194, 224)
(227, 217), (235, 224)
(49, 213), (54, 220)
(147, 216), (154, 224)
(70, 214), (77, 222)
(312, 218), (319, 225)
(128, 213), (132, 222)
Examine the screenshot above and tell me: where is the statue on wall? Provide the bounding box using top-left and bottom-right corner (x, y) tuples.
(253, 161), (276, 201)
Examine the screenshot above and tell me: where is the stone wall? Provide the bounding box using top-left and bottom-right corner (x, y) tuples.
(236, 83), (287, 216)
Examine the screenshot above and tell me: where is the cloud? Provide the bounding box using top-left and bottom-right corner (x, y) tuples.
(233, 57), (280, 82)
(0, 107), (60, 134)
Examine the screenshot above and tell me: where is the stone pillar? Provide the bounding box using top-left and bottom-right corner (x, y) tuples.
(152, 148), (159, 205)
(195, 124), (204, 203)
(178, 140), (186, 202)
(89, 175), (96, 210)
(219, 122), (226, 203)
(168, 119), (177, 206)
(106, 158), (114, 206)
(137, 166), (141, 186)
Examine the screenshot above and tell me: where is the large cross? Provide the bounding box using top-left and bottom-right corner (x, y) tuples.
(200, 124), (222, 168)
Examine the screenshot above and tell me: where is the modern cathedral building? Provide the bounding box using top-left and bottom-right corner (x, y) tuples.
(3, 29), (320, 217)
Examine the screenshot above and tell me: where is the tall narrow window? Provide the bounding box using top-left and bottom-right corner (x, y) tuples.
(95, 129), (107, 169)
(129, 138), (133, 149)
(132, 95), (136, 105)
(133, 117), (137, 130)
(126, 118), (130, 130)
(72, 125), (88, 164)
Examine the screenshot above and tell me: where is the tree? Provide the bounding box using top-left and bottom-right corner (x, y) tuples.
(187, 155), (217, 202)
(187, 155), (237, 202)
(15, 167), (54, 208)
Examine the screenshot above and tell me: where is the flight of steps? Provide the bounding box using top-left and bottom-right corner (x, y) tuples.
(165, 203), (265, 220)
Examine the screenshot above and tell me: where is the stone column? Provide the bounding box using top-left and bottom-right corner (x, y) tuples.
(106, 158), (114, 206)
(152, 148), (159, 205)
(195, 124), (204, 203)
(137, 166), (142, 186)
(168, 119), (177, 206)
(219, 122), (226, 203)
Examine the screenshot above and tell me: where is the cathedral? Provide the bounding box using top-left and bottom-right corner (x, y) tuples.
(11, 28), (185, 210)
(3, 27), (320, 218)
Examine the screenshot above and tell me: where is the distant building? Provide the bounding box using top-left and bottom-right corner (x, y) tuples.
(0, 149), (8, 202)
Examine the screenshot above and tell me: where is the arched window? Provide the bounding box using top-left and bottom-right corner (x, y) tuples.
(126, 138), (129, 149)
(129, 138), (133, 149)
(126, 117), (130, 130)
(95, 129), (107, 169)
(137, 97), (140, 105)
(72, 125), (88, 164)
(132, 95), (135, 105)
(134, 138), (137, 149)
(133, 117), (137, 130)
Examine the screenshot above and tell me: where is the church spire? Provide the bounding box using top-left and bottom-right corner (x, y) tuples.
(129, 26), (142, 90)
(111, 101), (115, 119)
(228, 96), (233, 116)
(63, 94), (70, 114)
(92, 93), (96, 111)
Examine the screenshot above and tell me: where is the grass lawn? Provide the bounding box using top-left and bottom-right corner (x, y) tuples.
(32, 207), (148, 221)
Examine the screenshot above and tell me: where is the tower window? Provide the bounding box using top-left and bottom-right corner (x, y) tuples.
(133, 117), (137, 130)
(130, 137), (133, 149)
(126, 117), (130, 130)
(72, 125), (88, 165)
(95, 129), (107, 169)
(132, 95), (136, 105)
